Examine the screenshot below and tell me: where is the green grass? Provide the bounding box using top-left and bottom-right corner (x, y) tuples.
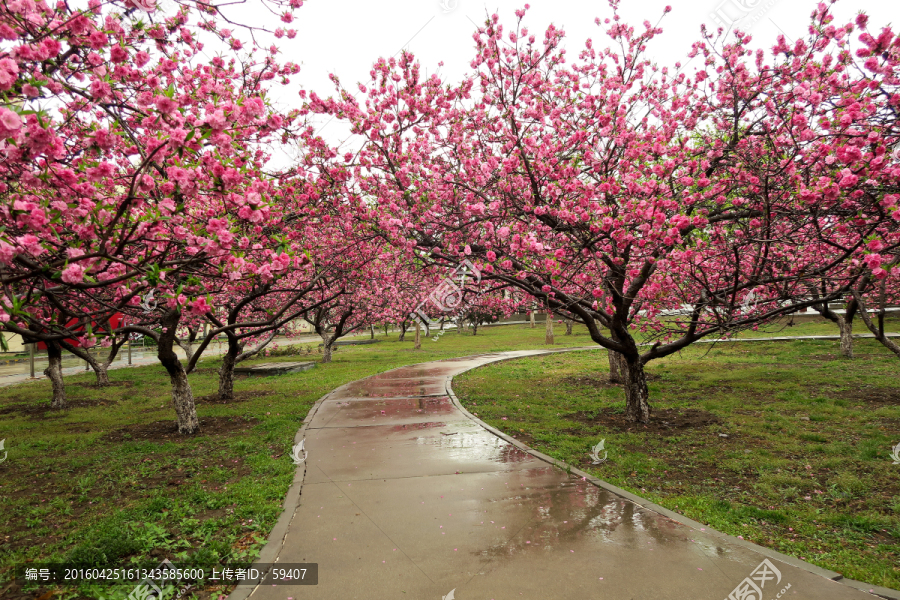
(453, 336), (900, 591)
(1, 315), (896, 598)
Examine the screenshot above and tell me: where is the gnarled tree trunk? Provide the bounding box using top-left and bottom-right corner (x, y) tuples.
(44, 340), (67, 409)
(218, 335), (241, 401)
(838, 316), (853, 358)
(529, 310), (536, 328)
(158, 310), (200, 435)
(398, 320), (407, 342)
(607, 327), (626, 383)
(414, 320), (421, 350)
(545, 310), (554, 345)
(321, 332), (336, 363)
(622, 357), (650, 423)
(608, 349), (625, 384)
(564, 319), (573, 335)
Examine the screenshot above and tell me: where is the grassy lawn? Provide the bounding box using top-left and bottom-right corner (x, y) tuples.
(0, 323), (596, 600)
(453, 335), (900, 591)
(1, 315), (895, 598)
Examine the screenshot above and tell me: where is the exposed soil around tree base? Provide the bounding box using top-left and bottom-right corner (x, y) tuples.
(103, 415), (260, 442)
(563, 407), (722, 435)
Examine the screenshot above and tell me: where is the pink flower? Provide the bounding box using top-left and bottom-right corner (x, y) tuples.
(190, 297), (211, 314)
(838, 169), (858, 188)
(498, 226), (510, 238)
(0, 58), (19, 90)
(206, 109), (227, 130)
(864, 253), (882, 270)
(0, 242), (16, 265)
(486, 250), (496, 261)
(131, 0), (157, 12)
(0, 107), (22, 131)
(109, 46), (129, 63)
(61, 263), (86, 285)
(155, 96), (178, 114)
(15, 234), (43, 256)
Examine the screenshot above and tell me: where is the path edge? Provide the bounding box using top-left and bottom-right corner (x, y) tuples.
(443, 349), (900, 600)
(225, 386), (334, 600)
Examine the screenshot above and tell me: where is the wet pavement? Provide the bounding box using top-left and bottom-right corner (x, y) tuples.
(245, 351), (880, 600)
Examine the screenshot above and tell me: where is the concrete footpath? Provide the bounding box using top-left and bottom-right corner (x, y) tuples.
(235, 350), (896, 600)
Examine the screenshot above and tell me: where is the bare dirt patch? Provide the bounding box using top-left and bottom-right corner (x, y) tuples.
(70, 380), (133, 389)
(560, 372), (662, 388)
(0, 398), (119, 418)
(563, 407), (721, 435)
(103, 415), (260, 442)
(813, 384), (900, 406)
(195, 390), (274, 405)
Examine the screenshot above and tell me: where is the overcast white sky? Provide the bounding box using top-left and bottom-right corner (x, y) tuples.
(217, 0), (897, 163)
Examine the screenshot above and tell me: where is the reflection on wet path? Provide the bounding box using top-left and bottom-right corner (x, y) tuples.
(253, 352), (876, 600)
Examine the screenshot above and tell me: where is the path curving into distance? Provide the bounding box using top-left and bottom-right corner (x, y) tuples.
(235, 350), (892, 600)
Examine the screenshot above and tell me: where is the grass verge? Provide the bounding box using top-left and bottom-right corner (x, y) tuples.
(453, 336), (900, 590)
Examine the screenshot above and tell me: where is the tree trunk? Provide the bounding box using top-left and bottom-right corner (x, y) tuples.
(565, 319), (573, 335)
(158, 310), (200, 435)
(414, 320), (421, 350)
(218, 336), (240, 401)
(854, 290), (900, 359)
(321, 333), (335, 363)
(545, 310), (554, 345)
(79, 349), (111, 387)
(622, 358), (651, 423)
(93, 363), (111, 386)
(370, 324), (375, 339)
(837, 316), (853, 358)
(44, 340), (67, 409)
(608, 349), (625, 383)
(529, 310), (536, 328)
(98, 336), (128, 384)
(472, 321), (478, 336)
(398, 321), (407, 342)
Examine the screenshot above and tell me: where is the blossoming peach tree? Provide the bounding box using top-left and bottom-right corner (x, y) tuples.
(0, 0), (307, 432)
(309, 1), (899, 423)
